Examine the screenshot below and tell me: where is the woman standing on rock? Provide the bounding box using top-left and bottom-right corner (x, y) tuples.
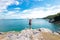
(29, 19), (32, 29)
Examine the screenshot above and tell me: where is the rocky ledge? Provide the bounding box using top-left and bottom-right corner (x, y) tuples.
(0, 28), (60, 40)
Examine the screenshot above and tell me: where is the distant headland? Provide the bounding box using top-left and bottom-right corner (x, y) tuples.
(44, 12), (60, 24)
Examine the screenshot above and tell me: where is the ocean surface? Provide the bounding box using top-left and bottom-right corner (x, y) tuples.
(0, 19), (60, 32)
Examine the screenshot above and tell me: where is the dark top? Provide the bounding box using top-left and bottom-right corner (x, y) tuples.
(29, 19), (32, 25)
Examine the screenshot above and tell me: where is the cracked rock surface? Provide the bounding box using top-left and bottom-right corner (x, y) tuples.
(0, 28), (60, 40)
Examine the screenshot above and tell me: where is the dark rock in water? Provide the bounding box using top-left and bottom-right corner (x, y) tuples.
(0, 32), (2, 35)
(49, 19), (55, 23)
(38, 29), (41, 31)
(59, 33), (60, 34)
(57, 31), (60, 34)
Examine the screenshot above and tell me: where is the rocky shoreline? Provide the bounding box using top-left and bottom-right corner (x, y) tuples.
(0, 28), (60, 40)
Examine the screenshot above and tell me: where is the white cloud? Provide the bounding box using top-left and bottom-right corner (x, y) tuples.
(0, 5), (60, 19)
(14, 1), (19, 5)
(21, 5), (60, 18)
(0, 0), (19, 13)
(33, 0), (43, 1)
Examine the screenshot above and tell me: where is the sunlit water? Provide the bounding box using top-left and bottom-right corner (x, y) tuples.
(0, 19), (60, 32)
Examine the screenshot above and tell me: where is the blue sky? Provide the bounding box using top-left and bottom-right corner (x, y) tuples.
(0, 0), (60, 19)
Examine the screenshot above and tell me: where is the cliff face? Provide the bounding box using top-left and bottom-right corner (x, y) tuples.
(54, 16), (60, 22)
(45, 12), (60, 23)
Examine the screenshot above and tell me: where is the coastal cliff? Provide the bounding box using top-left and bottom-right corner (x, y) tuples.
(0, 28), (60, 40)
(45, 12), (60, 23)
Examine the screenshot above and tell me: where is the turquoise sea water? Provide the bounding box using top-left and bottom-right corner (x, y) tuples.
(0, 19), (60, 32)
